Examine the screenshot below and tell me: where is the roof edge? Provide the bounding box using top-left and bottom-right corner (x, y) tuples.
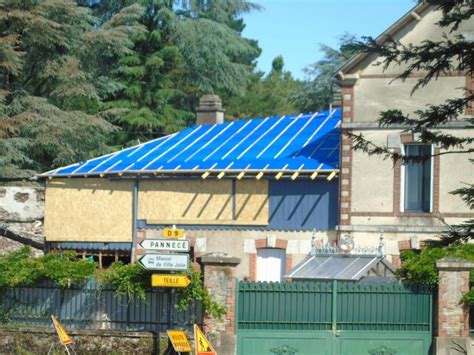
(337, 2), (432, 75)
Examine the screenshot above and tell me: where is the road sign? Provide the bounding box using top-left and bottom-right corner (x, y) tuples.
(194, 324), (217, 355)
(51, 315), (73, 346)
(167, 330), (192, 353)
(152, 274), (191, 288)
(140, 239), (190, 252)
(162, 228), (184, 238)
(138, 253), (189, 271)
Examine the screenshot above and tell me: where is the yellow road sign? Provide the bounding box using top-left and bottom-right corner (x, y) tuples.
(152, 274), (191, 288)
(194, 324), (217, 355)
(51, 315), (73, 346)
(167, 330), (192, 353)
(162, 228), (184, 238)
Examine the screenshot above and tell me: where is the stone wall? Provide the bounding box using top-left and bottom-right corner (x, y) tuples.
(0, 327), (178, 354)
(0, 186), (45, 255)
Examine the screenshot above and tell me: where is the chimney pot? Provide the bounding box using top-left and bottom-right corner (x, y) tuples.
(196, 95), (225, 125)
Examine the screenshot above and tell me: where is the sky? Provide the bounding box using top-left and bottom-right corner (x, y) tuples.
(242, 0), (417, 79)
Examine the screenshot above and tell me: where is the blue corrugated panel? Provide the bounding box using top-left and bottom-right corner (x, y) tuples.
(40, 109), (341, 177)
(268, 180), (338, 230)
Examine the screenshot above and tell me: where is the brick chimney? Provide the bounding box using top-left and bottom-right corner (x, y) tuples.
(196, 95), (225, 125)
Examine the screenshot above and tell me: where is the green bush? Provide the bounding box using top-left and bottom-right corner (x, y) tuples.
(0, 247), (225, 317)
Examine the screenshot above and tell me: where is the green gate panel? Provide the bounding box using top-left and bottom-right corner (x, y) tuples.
(238, 330), (332, 355)
(338, 331), (432, 355)
(236, 281), (433, 355)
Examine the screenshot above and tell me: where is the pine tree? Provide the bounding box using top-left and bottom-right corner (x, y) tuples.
(295, 34), (359, 113)
(225, 56), (302, 118)
(82, 0), (260, 146)
(0, 0), (144, 178)
(343, 0), (473, 245)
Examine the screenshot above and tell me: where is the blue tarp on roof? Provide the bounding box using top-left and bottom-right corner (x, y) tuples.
(42, 109), (341, 177)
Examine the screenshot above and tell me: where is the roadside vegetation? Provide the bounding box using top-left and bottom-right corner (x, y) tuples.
(0, 247), (225, 317)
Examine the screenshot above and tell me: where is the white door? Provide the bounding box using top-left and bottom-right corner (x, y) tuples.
(256, 248), (286, 282)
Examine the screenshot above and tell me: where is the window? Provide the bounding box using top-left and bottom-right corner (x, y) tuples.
(256, 248), (286, 282)
(403, 144), (432, 212)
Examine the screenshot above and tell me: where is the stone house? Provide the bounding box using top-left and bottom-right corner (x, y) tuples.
(39, 97), (342, 280)
(336, 2), (474, 266)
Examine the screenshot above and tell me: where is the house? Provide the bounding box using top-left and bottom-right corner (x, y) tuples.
(39, 96), (342, 281)
(335, 2), (474, 266)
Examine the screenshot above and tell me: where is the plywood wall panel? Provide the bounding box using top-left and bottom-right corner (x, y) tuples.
(235, 180), (268, 224)
(45, 178), (133, 242)
(139, 180), (233, 223)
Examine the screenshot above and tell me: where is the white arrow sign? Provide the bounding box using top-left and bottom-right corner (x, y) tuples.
(138, 253), (189, 271)
(140, 239), (190, 252)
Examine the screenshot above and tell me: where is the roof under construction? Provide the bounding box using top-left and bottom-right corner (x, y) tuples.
(40, 109), (340, 179)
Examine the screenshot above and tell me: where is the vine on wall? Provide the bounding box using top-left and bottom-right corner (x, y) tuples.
(0, 247), (225, 317)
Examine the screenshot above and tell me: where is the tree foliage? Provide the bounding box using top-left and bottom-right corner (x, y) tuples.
(226, 56), (302, 118)
(0, 0), (145, 178)
(294, 34), (359, 113)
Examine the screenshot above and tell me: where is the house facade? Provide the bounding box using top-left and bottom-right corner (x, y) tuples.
(41, 97), (341, 280)
(336, 3), (474, 266)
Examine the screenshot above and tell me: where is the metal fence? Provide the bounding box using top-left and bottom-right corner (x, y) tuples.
(0, 280), (202, 332)
(237, 280), (433, 332)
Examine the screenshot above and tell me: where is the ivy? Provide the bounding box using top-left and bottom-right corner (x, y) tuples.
(176, 266), (226, 319)
(0, 247), (226, 317)
(95, 261), (148, 300)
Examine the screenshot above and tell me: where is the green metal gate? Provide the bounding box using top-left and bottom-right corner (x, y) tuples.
(236, 281), (433, 355)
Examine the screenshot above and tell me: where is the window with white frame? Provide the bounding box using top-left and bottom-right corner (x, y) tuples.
(256, 248), (286, 282)
(403, 144), (433, 212)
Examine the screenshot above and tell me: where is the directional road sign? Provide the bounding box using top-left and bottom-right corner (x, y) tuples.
(152, 274), (191, 288)
(138, 253), (189, 271)
(162, 228), (184, 238)
(139, 239), (190, 252)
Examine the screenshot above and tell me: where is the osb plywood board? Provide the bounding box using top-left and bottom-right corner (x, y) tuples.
(139, 180), (233, 222)
(235, 180), (268, 224)
(45, 178), (133, 242)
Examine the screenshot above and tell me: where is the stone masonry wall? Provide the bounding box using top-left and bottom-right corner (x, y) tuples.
(0, 327), (175, 354)
(0, 186), (45, 255)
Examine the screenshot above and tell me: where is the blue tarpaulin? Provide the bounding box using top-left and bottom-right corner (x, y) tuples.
(41, 109), (341, 177)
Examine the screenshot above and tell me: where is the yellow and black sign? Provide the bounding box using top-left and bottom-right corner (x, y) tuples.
(152, 274), (191, 288)
(162, 228), (184, 238)
(51, 315), (73, 346)
(194, 324), (217, 355)
(167, 330), (192, 353)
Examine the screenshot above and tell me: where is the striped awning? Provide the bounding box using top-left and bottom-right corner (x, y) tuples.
(40, 109), (341, 179)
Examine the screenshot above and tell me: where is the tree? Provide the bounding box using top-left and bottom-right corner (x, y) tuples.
(294, 34), (359, 113)
(81, 0), (261, 146)
(0, 0), (145, 178)
(225, 56), (302, 118)
(342, 1), (473, 294)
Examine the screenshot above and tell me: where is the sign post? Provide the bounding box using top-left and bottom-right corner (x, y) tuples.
(138, 253), (189, 271)
(167, 330), (192, 353)
(162, 228), (184, 238)
(194, 324), (217, 355)
(139, 239), (190, 252)
(152, 274), (191, 288)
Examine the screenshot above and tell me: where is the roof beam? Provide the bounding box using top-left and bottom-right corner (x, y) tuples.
(201, 171), (210, 179)
(327, 171), (337, 181)
(236, 171), (245, 180)
(310, 171), (318, 180)
(275, 171), (283, 180)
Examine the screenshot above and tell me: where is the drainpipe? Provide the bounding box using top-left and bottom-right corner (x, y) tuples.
(131, 179), (139, 262)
